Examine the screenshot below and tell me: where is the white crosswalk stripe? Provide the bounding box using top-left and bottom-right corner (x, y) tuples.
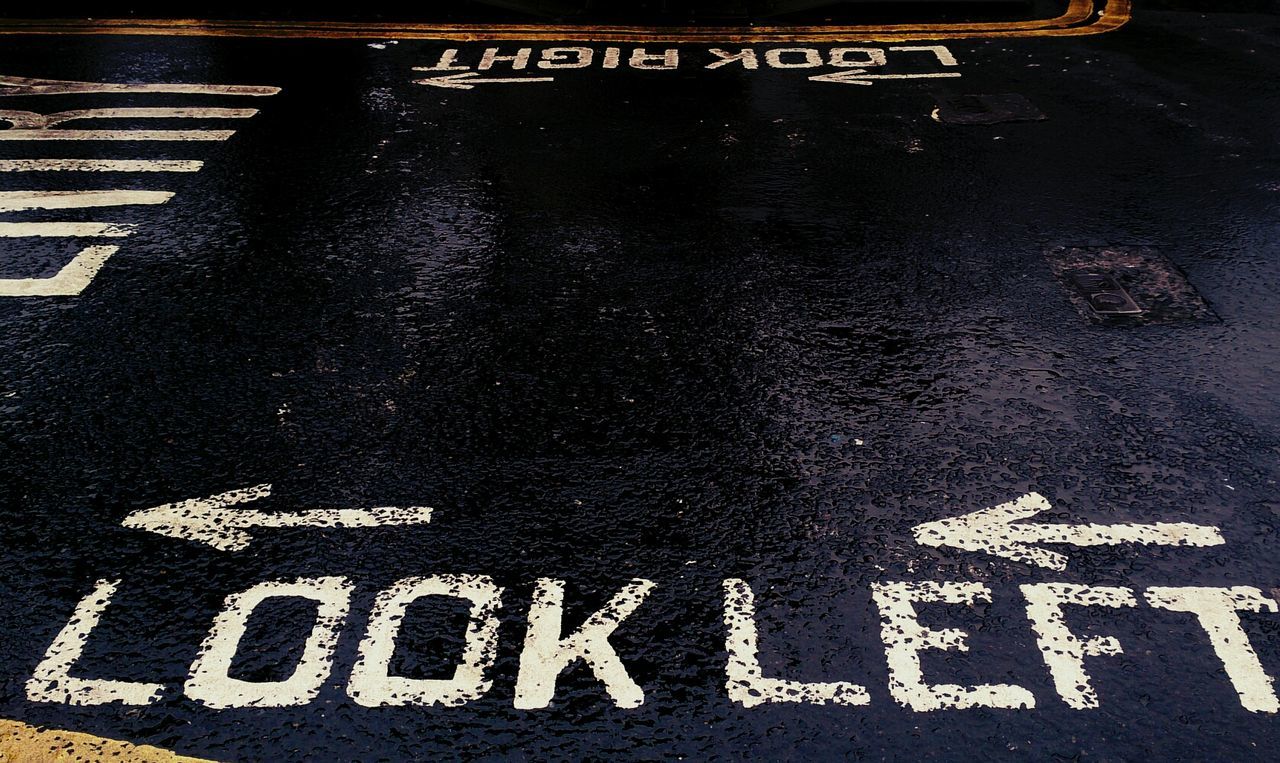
(0, 72), (280, 297)
(0, 159), (205, 172)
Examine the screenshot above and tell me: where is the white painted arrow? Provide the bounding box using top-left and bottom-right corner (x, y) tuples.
(412, 72), (555, 90)
(809, 70), (964, 86)
(912, 493), (1225, 570)
(121, 484), (433, 552)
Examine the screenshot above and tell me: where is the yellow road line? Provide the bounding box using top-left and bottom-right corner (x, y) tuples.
(0, 1), (1131, 42)
(0, 719), (212, 763)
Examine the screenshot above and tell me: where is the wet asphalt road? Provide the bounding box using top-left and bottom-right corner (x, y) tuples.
(3, 5), (1280, 760)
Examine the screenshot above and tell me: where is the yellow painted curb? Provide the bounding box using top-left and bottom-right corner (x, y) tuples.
(0, 719), (212, 763)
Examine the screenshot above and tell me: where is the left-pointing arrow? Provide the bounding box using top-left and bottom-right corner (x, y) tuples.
(809, 69), (964, 86)
(912, 492), (1224, 570)
(121, 484), (433, 552)
(412, 71), (556, 90)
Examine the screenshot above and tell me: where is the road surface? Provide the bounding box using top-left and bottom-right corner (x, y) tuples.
(2, 1), (1279, 759)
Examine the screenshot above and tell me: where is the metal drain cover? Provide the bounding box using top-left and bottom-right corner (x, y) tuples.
(1067, 272), (1143, 316)
(1046, 246), (1216, 325)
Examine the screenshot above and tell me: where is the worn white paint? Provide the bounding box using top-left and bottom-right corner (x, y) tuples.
(349, 575), (504, 707)
(479, 47), (533, 70)
(706, 49), (760, 70)
(810, 70), (963, 85)
(0, 192), (162, 295)
(0, 159), (204, 172)
(765, 48), (824, 69)
(912, 493), (1225, 570)
(0, 74), (276, 299)
(0, 245), (119, 297)
(0, 107), (258, 129)
(1020, 583), (1137, 709)
(0, 190), (174, 212)
(416, 49), (471, 71)
(1146, 586), (1279, 713)
(871, 581), (1035, 711)
(435, 46), (674, 71)
(707, 45), (954, 71)
(630, 49), (679, 70)
(185, 577), (353, 709)
(808, 70), (877, 86)
(722, 579), (869, 707)
(23, 572), (1280, 714)
(537, 47), (594, 69)
(26, 579), (165, 706)
(419, 45), (955, 76)
(121, 484), (434, 552)
(827, 48), (888, 68)
(413, 72), (555, 90)
(0, 74), (279, 97)
(0, 222), (134, 237)
(514, 578), (654, 709)
(0, 129), (236, 141)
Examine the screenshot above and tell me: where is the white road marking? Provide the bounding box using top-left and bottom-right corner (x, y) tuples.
(25, 579), (165, 706)
(708, 45), (952, 70)
(0, 107), (259, 129)
(349, 575), (504, 707)
(459, 46), (679, 71)
(0, 245), (119, 297)
(809, 70), (964, 85)
(871, 581), (1035, 711)
(765, 48), (825, 68)
(0, 222), (134, 237)
(415, 49), (471, 71)
(911, 492), (1226, 570)
(537, 47), (595, 69)
(0, 75), (279, 298)
(514, 578), (654, 709)
(185, 578), (353, 709)
(424, 45), (959, 80)
(478, 47), (533, 69)
(413, 72), (556, 89)
(0, 159), (204, 172)
(0, 190), (174, 211)
(828, 47), (889, 67)
(888, 45), (960, 66)
(0, 129), (236, 141)
(706, 48), (760, 69)
(120, 484), (435, 552)
(23, 574), (1280, 714)
(1021, 583), (1138, 709)
(629, 48), (679, 69)
(1146, 586), (1280, 713)
(0, 74), (280, 97)
(722, 579), (870, 707)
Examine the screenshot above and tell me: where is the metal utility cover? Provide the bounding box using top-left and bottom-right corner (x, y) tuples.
(1068, 271), (1143, 316)
(1046, 246), (1216, 325)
